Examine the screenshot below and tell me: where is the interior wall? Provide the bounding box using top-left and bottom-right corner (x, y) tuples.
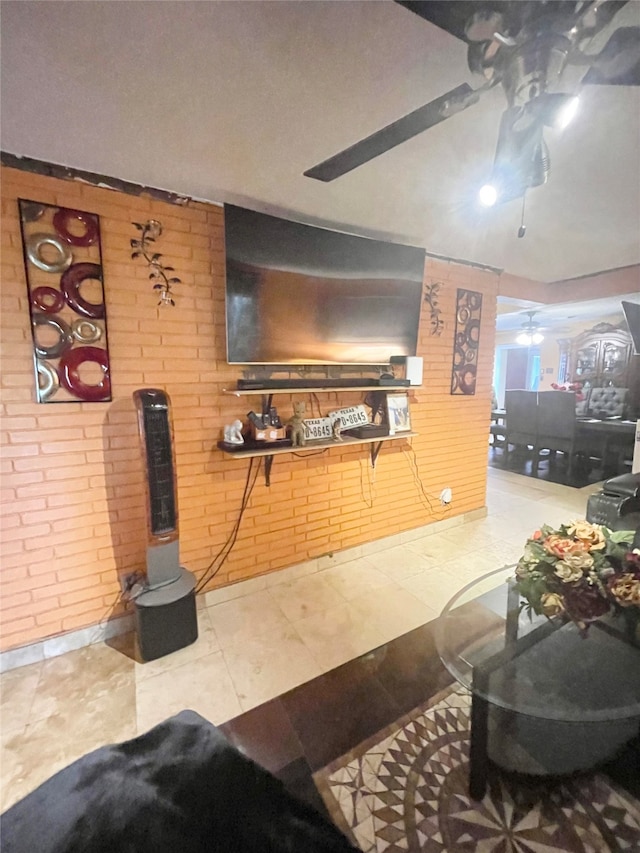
(0, 165), (498, 652)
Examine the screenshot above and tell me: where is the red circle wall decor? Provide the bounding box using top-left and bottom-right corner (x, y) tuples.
(59, 346), (111, 402)
(53, 208), (99, 247)
(19, 199), (111, 404)
(31, 286), (65, 314)
(60, 263), (105, 319)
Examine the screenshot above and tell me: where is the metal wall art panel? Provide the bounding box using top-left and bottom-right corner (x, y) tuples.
(18, 199), (111, 403)
(451, 288), (482, 396)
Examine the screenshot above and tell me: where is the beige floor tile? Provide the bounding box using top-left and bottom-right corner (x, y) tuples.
(292, 602), (390, 673)
(350, 585), (438, 645)
(320, 560), (395, 600)
(268, 573), (347, 623)
(1, 684), (137, 812)
(398, 572), (461, 615)
(0, 661), (42, 736)
(359, 545), (438, 580)
(135, 651), (241, 732)
(222, 626), (323, 712)
(405, 533), (475, 562)
(28, 642), (135, 725)
(207, 589), (290, 648)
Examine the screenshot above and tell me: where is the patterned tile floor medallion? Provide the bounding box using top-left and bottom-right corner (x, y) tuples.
(315, 688), (640, 853)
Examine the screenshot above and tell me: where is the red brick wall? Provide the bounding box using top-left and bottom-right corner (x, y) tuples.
(0, 165), (498, 651)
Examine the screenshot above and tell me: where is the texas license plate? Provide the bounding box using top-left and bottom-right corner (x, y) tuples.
(327, 405), (369, 429)
(303, 417), (333, 440)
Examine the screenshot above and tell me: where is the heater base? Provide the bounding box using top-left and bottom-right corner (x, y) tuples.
(134, 568), (198, 662)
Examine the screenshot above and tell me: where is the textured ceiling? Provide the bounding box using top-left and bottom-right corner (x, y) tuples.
(1, 0), (639, 282)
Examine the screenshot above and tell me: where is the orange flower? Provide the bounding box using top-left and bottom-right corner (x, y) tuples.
(543, 534), (589, 559)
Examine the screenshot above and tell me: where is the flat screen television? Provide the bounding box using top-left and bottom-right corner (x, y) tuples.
(224, 205), (425, 365)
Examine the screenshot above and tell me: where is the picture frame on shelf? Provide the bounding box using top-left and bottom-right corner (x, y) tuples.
(386, 392), (411, 433)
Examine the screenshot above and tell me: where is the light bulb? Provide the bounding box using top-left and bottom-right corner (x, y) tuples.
(478, 184), (498, 207)
(516, 332), (532, 346)
(532, 332), (544, 344)
(554, 96), (579, 130)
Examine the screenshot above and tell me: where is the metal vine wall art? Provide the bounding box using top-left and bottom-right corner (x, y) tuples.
(424, 282), (444, 336)
(451, 288), (483, 396)
(130, 220), (181, 306)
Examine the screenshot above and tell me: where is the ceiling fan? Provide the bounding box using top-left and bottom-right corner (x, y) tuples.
(304, 1), (640, 203)
(516, 310), (546, 344)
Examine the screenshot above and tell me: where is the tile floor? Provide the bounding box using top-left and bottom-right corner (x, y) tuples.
(0, 468), (604, 813)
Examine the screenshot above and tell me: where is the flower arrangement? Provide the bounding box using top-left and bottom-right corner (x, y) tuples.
(514, 520), (639, 630)
(550, 381), (585, 401)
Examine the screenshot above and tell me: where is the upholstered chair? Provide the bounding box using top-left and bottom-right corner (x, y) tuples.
(588, 387), (629, 419)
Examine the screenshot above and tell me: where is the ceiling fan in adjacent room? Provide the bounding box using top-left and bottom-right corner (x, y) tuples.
(304, 1), (640, 204)
(515, 310), (546, 344)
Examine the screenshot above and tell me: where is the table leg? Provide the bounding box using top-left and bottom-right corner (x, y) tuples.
(469, 688), (489, 800)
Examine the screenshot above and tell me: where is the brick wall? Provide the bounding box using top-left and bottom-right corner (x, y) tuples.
(0, 165), (498, 651)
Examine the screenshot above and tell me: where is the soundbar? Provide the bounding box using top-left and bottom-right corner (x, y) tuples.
(236, 377), (409, 390)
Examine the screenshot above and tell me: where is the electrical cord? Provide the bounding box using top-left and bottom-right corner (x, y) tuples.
(359, 456), (375, 509)
(196, 456), (262, 593)
(402, 445), (451, 520)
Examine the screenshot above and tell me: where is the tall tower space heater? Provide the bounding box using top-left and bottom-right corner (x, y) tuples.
(132, 388), (198, 661)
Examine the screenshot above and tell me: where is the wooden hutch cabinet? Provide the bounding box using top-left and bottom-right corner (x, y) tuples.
(558, 322), (640, 417)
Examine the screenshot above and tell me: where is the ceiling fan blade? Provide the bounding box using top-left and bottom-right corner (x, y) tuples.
(582, 26), (640, 86)
(304, 83), (480, 182)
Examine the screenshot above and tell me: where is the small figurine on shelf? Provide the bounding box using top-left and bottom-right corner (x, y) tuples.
(287, 402), (306, 447)
(331, 417), (343, 442)
(223, 420), (244, 445)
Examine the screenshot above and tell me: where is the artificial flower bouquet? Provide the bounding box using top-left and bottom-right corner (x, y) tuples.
(514, 520), (639, 630)
(550, 381), (585, 401)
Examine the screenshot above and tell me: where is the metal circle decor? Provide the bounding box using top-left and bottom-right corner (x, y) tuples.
(71, 318), (102, 344)
(26, 232), (73, 273)
(465, 319), (480, 348)
(31, 286), (65, 314)
(451, 288), (483, 396)
(32, 314), (74, 360)
(36, 361), (60, 402)
(21, 202), (46, 223)
(53, 208), (99, 247)
(60, 263), (105, 319)
(59, 346), (111, 402)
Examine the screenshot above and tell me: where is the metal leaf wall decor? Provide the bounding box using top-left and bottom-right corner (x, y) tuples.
(424, 282), (444, 336)
(130, 220), (181, 306)
(451, 288), (482, 396)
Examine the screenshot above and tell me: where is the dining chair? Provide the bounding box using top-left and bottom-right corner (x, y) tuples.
(503, 390), (538, 467)
(534, 391), (589, 479)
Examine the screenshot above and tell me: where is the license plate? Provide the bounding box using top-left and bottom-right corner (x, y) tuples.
(327, 405), (369, 429)
(303, 417), (333, 440)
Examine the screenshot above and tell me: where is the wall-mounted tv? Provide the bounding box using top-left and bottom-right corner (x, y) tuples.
(224, 205), (425, 365)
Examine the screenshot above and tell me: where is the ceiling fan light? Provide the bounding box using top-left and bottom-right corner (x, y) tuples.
(516, 331), (532, 345)
(554, 95), (579, 129)
(479, 184), (498, 206)
(532, 331), (544, 344)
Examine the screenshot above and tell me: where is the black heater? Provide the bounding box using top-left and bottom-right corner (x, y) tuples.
(132, 388), (198, 661)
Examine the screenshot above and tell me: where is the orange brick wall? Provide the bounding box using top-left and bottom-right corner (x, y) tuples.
(0, 165), (498, 652)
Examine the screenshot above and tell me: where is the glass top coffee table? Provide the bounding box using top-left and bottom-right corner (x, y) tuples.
(436, 566), (640, 799)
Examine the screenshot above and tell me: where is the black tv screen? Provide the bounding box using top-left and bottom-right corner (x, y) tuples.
(224, 205), (425, 365)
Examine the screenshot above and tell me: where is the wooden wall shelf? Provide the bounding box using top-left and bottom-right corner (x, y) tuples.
(218, 431), (417, 485)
